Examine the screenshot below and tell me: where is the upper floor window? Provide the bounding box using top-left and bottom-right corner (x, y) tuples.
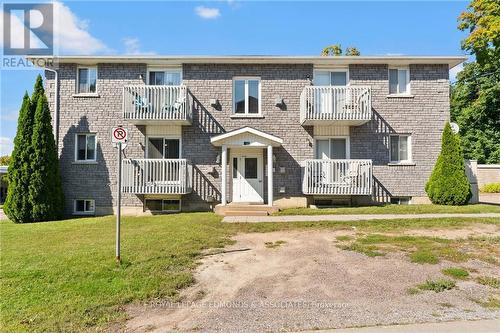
(313, 69), (349, 86)
(233, 77), (261, 115)
(148, 69), (182, 85)
(75, 133), (97, 162)
(146, 137), (180, 159)
(388, 67), (410, 95)
(390, 134), (411, 163)
(77, 66), (97, 93)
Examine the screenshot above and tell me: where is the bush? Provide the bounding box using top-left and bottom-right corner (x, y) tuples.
(481, 183), (500, 193)
(425, 122), (471, 205)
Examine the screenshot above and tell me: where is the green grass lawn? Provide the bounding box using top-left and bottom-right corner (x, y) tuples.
(276, 204), (500, 216)
(1, 213), (499, 332)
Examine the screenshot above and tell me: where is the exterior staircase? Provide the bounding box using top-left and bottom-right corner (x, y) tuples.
(214, 203), (279, 216)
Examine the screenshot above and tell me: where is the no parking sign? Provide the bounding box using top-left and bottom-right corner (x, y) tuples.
(112, 127), (128, 143)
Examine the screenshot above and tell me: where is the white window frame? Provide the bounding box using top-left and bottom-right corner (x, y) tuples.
(388, 67), (410, 95)
(73, 199), (95, 215)
(314, 136), (350, 159)
(313, 68), (350, 86)
(76, 66), (98, 94)
(145, 136), (182, 159)
(146, 67), (182, 85)
(389, 134), (412, 163)
(232, 77), (262, 116)
(74, 133), (97, 162)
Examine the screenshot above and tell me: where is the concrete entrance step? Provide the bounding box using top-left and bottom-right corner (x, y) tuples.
(214, 204), (279, 216)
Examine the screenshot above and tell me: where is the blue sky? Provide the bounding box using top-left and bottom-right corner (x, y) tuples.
(0, 0), (470, 155)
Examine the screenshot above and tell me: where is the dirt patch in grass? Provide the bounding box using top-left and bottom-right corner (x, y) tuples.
(127, 229), (500, 332)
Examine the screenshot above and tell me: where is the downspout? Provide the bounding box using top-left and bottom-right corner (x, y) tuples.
(43, 67), (59, 150)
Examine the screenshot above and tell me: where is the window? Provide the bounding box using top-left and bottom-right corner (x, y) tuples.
(77, 67), (97, 93)
(148, 69), (181, 85)
(75, 134), (96, 162)
(315, 138), (349, 159)
(244, 158), (258, 179)
(390, 135), (411, 163)
(145, 199), (181, 212)
(313, 69), (349, 86)
(388, 68), (410, 94)
(74, 199), (95, 214)
(390, 197), (411, 205)
(233, 78), (261, 115)
(146, 137), (180, 159)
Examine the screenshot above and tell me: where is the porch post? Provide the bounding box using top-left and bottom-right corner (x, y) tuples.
(221, 145), (227, 206)
(267, 145), (273, 207)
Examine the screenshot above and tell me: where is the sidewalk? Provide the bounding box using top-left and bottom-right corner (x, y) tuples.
(300, 319), (500, 333)
(222, 212), (500, 223)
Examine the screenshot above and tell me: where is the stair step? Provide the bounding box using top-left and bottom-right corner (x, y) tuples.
(223, 210), (269, 216)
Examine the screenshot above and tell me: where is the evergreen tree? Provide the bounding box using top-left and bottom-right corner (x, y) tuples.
(3, 93), (35, 222)
(425, 123), (472, 205)
(29, 94), (65, 221)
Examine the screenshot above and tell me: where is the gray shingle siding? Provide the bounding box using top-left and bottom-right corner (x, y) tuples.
(45, 62), (449, 214)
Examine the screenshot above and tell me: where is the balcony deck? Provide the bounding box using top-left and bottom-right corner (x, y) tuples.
(302, 159), (373, 196)
(122, 159), (192, 195)
(300, 86), (372, 126)
(122, 85), (192, 125)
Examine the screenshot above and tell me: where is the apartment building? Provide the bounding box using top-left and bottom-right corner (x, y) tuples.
(42, 55), (465, 215)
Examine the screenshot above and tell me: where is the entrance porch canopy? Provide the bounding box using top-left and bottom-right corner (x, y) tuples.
(210, 126), (283, 147)
(211, 127), (283, 207)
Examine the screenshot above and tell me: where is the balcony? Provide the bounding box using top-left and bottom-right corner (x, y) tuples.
(302, 159), (372, 195)
(300, 86), (372, 126)
(122, 159), (192, 195)
(123, 85), (192, 125)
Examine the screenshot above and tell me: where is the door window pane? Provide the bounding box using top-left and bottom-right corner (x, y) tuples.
(316, 140), (330, 159)
(244, 158), (258, 179)
(331, 72), (347, 86)
(389, 69), (398, 94)
(149, 72), (164, 85)
(147, 138), (164, 159)
(248, 80), (259, 114)
(165, 72), (181, 85)
(164, 139), (180, 158)
(314, 71), (331, 86)
(233, 158), (238, 178)
(390, 136), (399, 161)
(234, 80), (245, 113)
(330, 139), (347, 159)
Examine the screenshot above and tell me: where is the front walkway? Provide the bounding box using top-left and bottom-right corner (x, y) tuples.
(222, 213), (500, 223)
(302, 319), (500, 333)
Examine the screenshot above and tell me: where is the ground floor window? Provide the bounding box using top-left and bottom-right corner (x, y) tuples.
(74, 199), (95, 214)
(390, 197), (411, 205)
(145, 199), (181, 212)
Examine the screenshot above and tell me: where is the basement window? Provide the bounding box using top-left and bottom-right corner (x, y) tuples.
(390, 197), (411, 205)
(145, 199), (181, 213)
(74, 199), (95, 215)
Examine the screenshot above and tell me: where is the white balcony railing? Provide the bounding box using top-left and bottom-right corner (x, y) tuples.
(123, 85), (192, 124)
(300, 86), (371, 125)
(303, 159), (372, 195)
(122, 159), (192, 194)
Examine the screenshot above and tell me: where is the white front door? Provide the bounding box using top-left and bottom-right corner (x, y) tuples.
(231, 151), (263, 203)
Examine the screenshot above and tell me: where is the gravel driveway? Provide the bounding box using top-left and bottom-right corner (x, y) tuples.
(126, 229), (500, 332)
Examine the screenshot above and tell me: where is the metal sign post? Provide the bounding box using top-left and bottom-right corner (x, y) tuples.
(112, 127), (128, 263)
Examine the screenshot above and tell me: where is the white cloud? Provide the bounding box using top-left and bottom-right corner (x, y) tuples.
(0, 137), (13, 156)
(195, 6), (221, 19)
(450, 63), (464, 83)
(51, 1), (109, 54)
(0, 2), (110, 54)
(0, 109), (18, 122)
(122, 37), (156, 55)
